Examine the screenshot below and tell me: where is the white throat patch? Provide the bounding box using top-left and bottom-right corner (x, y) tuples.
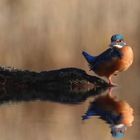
(113, 44), (124, 48)
(113, 124), (125, 129)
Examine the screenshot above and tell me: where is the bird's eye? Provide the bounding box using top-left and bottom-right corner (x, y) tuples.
(116, 40), (123, 43)
(117, 40), (121, 42)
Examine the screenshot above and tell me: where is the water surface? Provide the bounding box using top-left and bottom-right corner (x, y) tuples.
(0, 84), (138, 140)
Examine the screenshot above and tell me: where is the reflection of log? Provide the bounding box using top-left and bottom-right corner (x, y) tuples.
(0, 67), (109, 104)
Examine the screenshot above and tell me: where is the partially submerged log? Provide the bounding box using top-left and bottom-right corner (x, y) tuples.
(0, 67), (109, 104)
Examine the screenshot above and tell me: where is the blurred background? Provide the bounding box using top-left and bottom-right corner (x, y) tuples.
(0, 0), (139, 71)
(0, 0), (139, 140)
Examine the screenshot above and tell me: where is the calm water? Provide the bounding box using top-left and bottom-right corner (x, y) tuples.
(0, 0), (139, 139)
(0, 79), (139, 140)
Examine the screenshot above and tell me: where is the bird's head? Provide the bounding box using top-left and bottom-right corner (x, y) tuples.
(111, 124), (127, 139)
(110, 34), (126, 48)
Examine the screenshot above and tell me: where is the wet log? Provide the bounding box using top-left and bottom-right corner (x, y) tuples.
(0, 67), (109, 104)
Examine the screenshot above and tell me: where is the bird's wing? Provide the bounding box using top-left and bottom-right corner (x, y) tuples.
(82, 103), (122, 124)
(92, 47), (123, 69)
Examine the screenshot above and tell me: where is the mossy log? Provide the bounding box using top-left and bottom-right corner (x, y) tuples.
(0, 67), (109, 104)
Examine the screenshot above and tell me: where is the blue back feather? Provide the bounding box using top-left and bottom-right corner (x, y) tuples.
(82, 51), (96, 64)
(82, 48), (123, 71)
(82, 102), (121, 124)
(93, 48), (122, 70)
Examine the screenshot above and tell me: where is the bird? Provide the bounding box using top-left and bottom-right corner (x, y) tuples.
(82, 34), (133, 85)
(82, 90), (134, 138)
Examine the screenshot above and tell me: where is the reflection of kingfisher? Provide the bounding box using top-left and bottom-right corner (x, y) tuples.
(82, 34), (133, 85)
(82, 91), (134, 138)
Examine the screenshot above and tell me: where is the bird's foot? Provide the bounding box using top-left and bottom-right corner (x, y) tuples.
(108, 87), (114, 97)
(109, 82), (118, 87)
(108, 78), (118, 87)
(88, 64), (94, 71)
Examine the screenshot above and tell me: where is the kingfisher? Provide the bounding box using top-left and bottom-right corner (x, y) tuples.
(82, 34), (133, 85)
(82, 92), (134, 138)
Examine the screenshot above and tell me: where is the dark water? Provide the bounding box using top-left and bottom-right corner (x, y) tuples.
(0, 81), (138, 140)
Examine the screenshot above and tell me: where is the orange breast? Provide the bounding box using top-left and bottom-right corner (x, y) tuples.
(116, 100), (134, 126)
(115, 46), (133, 71)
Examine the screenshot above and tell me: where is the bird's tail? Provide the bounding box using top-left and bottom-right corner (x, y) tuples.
(82, 110), (98, 120)
(82, 51), (96, 64)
